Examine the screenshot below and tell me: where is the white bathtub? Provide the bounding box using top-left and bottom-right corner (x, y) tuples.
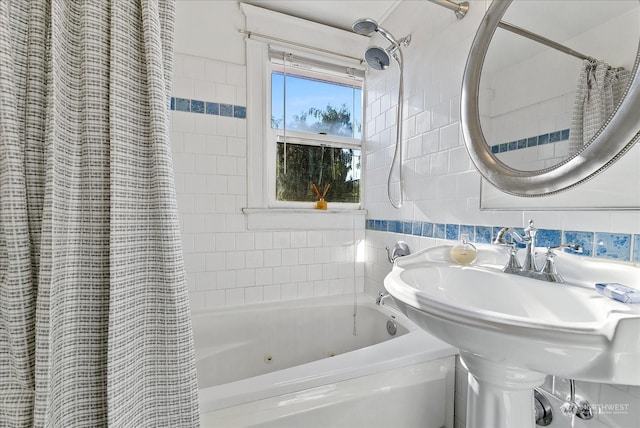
(193, 294), (458, 427)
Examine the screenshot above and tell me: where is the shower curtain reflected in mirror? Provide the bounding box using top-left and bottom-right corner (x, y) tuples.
(0, 1), (199, 426)
(568, 59), (632, 154)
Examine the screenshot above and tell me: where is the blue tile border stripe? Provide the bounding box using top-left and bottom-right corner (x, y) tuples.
(170, 97), (246, 119)
(491, 128), (570, 154)
(365, 218), (640, 263)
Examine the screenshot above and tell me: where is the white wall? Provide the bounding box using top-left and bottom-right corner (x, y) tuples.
(170, 52), (364, 310)
(171, 2), (365, 310)
(175, 1), (246, 65)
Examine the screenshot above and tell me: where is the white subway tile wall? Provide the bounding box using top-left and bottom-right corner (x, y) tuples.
(363, 2), (639, 427)
(364, 0), (640, 234)
(170, 53), (364, 310)
(363, 1), (639, 296)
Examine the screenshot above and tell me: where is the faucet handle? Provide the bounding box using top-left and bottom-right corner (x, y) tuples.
(540, 250), (564, 283)
(385, 241), (410, 264)
(492, 227), (510, 245)
(540, 244), (581, 281)
(538, 244), (582, 284)
(493, 227), (524, 245)
(493, 228), (525, 274)
(503, 244), (523, 273)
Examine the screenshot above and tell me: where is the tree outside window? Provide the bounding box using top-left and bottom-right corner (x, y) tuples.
(272, 71), (362, 204)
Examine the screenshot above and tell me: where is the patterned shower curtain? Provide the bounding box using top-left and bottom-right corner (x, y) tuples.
(0, 1), (200, 426)
(568, 59), (632, 154)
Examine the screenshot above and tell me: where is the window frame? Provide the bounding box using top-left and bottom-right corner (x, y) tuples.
(266, 57), (363, 209)
(241, 2), (370, 214)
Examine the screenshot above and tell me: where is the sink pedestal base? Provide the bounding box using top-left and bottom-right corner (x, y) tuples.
(461, 351), (546, 428)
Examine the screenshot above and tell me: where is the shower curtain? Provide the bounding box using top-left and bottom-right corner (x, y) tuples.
(0, 1), (199, 426)
(568, 59), (632, 154)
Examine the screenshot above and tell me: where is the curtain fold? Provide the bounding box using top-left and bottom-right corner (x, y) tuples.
(0, 1), (199, 426)
(568, 59), (632, 154)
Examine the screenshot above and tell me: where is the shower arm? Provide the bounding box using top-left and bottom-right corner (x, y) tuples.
(385, 35), (411, 59)
(375, 27), (400, 48)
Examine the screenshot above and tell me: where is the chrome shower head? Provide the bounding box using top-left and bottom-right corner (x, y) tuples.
(352, 18), (379, 36)
(353, 18), (411, 71)
(364, 46), (391, 71)
(352, 18), (399, 47)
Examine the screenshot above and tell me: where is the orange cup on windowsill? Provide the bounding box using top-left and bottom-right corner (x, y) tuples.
(312, 183), (330, 210)
(316, 198), (327, 210)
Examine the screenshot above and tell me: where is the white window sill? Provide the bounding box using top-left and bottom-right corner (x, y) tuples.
(242, 208), (367, 231)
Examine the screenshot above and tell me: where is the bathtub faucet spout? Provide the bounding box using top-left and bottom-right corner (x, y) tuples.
(376, 291), (393, 306)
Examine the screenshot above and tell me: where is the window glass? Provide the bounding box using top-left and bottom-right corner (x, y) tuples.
(271, 67), (362, 205)
(271, 72), (362, 139)
(276, 143), (361, 203)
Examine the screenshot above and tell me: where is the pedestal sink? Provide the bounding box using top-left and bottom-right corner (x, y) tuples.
(384, 245), (640, 428)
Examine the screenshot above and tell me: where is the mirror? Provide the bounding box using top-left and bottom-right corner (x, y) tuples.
(461, 0), (640, 199)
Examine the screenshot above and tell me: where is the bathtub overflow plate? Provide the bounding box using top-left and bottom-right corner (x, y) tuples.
(386, 317), (397, 336)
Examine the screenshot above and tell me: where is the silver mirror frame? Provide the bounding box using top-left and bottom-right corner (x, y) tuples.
(461, 0), (640, 197)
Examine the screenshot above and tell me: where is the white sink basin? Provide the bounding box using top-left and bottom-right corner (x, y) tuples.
(384, 245), (640, 386)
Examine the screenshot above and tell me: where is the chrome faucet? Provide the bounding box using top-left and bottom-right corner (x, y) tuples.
(521, 220), (539, 274)
(376, 291), (393, 306)
(385, 241), (410, 264)
(379, 241), (410, 306)
(492, 227), (522, 273)
(493, 220), (582, 283)
(539, 244), (583, 283)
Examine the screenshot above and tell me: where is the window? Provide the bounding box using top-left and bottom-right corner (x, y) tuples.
(241, 5), (369, 214)
(268, 53), (363, 206)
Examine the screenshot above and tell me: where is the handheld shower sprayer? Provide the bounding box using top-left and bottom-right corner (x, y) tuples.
(351, 18), (410, 70)
(351, 1), (468, 209)
(352, 18), (410, 208)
